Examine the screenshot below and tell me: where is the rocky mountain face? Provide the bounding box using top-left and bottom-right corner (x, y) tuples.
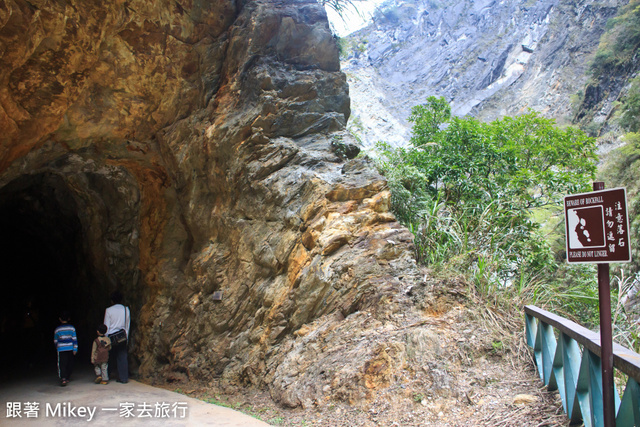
(0, 0), (430, 405)
(341, 0), (624, 148)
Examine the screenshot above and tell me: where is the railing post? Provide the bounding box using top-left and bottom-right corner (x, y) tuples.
(525, 313), (537, 348)
(616, 378), (640, 425)
(561, 333), (583, 423)
(553, 335), (567, 407)
(541, 322), (558, 390)
(534, 318), (544, 381)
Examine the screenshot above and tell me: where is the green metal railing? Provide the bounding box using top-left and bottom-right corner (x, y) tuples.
(525, 305), (640, 426)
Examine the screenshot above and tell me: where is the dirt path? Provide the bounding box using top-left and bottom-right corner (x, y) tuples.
(0, 366), (269, 426)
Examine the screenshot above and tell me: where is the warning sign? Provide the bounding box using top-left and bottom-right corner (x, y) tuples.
(564, 187), (631, 263)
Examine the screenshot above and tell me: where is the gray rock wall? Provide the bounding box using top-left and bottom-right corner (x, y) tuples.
(342, 0), (623, 148)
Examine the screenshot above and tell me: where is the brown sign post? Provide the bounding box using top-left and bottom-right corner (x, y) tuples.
(564, 184), (631, 427)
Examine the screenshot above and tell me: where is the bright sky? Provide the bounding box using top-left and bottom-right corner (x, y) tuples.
(325, 0), (387, 36)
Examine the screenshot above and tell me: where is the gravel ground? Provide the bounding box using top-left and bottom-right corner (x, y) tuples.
(159, 282), (570, 427)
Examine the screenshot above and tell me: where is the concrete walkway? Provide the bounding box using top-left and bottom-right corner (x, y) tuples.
(0, 366), (270, 426)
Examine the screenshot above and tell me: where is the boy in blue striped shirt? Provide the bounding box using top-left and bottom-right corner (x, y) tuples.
(53, 311), (77, 386)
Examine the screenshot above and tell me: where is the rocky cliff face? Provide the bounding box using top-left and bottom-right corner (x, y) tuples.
(341, 0), (623, 148)
(0, 0), (424, 405)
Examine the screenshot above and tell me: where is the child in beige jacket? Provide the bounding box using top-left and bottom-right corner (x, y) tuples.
(91, 324), (111, 384)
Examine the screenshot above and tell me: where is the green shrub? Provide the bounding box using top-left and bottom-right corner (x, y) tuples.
(376, 97), (600, 322)
(590, 0), (640, 78)
(620, 76), (640, 132)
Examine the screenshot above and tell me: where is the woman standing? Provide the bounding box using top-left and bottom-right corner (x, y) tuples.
(104, 291), (130, 383)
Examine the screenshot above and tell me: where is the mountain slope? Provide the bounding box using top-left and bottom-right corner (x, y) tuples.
(342, 0), (624, 148)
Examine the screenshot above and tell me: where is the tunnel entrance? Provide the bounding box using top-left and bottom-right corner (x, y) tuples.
(0, 172), (115, 381)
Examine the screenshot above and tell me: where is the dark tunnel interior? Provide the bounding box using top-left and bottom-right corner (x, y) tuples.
(0, 173), (111, 381)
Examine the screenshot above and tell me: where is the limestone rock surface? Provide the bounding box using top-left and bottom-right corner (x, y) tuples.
(0, 0), (421, 405)
(341, 0), (623, 148)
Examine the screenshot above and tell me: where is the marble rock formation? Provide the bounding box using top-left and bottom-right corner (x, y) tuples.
(0, 0), (421, 406)
(342, 0), (623, 148)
